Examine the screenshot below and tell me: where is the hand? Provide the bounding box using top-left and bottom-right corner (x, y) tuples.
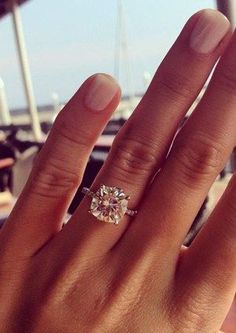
(1, 9), (236, 333)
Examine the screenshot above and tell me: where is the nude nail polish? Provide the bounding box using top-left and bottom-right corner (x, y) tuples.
(84, 74), (119, 112)
(190, 9), (230, 54)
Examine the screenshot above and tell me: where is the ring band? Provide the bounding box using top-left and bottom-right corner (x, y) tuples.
(82, 184), (137, 225)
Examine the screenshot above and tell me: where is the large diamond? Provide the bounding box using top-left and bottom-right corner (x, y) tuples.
(90, 185), (129, 224)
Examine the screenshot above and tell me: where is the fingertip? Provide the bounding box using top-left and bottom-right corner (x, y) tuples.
(187, 8), (230, 29)
(83, 73), (121, 112)
(190, 9), (231, 53)
(194, 8), (230, 23)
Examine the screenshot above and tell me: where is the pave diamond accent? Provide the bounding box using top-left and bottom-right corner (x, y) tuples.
(90, 185), (129, 224)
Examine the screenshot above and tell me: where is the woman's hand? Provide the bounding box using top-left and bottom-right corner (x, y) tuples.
(1, 9), (236, 333)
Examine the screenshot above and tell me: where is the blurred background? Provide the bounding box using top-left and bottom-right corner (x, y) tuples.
(0, 0), (235, 243)
(0, 0), (217, 111)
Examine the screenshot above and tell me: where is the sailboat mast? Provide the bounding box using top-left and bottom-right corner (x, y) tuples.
(114, 0), (121, 81)
(114, 0), (134, 101)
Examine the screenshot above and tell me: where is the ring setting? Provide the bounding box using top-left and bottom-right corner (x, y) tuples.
(82, 184), (137, 225)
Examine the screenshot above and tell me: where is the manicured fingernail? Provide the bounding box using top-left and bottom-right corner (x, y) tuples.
(190, 9), (230, 54)
(84, 74), (119, 111)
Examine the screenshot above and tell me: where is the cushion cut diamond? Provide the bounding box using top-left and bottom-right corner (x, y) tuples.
(90, 185), (129, 224)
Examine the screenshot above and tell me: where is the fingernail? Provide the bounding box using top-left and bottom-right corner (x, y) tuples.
(84, 74), (119, 111)
(190, 9), (230, 54)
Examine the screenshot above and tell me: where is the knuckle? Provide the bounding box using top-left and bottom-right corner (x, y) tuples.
(30, 156), (80, 199)
(157, 71), (196, 102)
(109, 134), (159, 184)
(54, 111), (93, 150)
(172, 133), (225, 188)
(27, 110), (96, 200)
(215, 65), (236, 94)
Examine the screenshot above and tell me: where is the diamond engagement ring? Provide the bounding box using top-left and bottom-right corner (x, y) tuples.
(82, 184), (138, 225)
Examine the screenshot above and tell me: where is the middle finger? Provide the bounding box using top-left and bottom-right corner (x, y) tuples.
(122, 17), (236, 264)
(49, 9), (230, 257)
